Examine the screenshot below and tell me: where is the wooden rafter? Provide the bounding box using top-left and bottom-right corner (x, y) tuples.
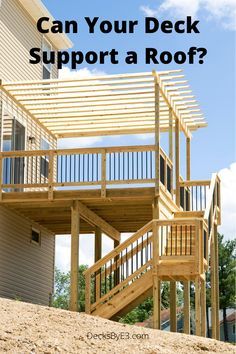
(0, 70), (207, 138)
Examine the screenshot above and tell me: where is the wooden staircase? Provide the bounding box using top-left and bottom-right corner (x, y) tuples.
(84, 218), (199, 320)
(84, 174), (221, 321)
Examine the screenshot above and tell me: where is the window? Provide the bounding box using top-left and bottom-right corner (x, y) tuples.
(40, 138), (50, 178)
(31, 228), (41, 245)
(42, 38), (52, 79)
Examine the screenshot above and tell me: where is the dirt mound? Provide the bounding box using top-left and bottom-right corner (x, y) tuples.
(0, 298), (234, 353)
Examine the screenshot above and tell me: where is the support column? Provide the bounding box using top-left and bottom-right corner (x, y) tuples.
(186, 137), (191, 181)
(183, 281), (190, 334)
(175, 117), (180, 207)
(152, 197), (161, 329)
(201, 278), (206, 337)
(169, 108), (173, 161)
(70, 200), (80, 312)
(153, 276), (161, 329)
(195, 276), (201, 336)
(153, 71), (160, 196)
(210, 233), (217, 339)
(94, 227), (102, 263)
(214, 224), (220, 340)
(170, 281), (177, 332)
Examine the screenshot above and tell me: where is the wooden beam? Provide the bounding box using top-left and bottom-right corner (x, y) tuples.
(201, 278), (206, 337)
(186, 137), (191, 180)
(169, 108), (173, 161)
(214, 224), (220, 340)
(195, 276), (201, 336)
(153, 71), (160, 196)
(153, 276), (161, 329)
(183, 281), (190, 334)
(76, 200), (120, 242)
(114, 239), (120, 286)
(70, 200), (80, 312)
(152, 199), (161, 329)
(210, 234), (217, 339)
(170, 281), (177, 332)
(175, 117), (180, 207)
(94, 227), (102, 262)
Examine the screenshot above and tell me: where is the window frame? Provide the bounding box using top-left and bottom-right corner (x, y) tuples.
(42, 37), (52, 80)
(31, 227), (41, 246)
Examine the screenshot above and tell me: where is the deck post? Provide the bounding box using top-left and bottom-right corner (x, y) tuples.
(169, 108), (173, 162)
(195, 276), (201, 336)
(210, 230), (217, 339)
(201, 277), (206, 337)
(175, 117), (180, 207)
(94, 227), (102, 262)
(114, 239), (120, 286)
(183, 281), (190, 334)
(214, 224), (220, 340)
(186, 137), (191, 181)
(170, 281), (177, 332)
(101, 149), (106, 198)
(70, 200), (80, 312)
(152, 71), (160, 196)
(48, 150), (54, 200)
(152, 203), (161, 329)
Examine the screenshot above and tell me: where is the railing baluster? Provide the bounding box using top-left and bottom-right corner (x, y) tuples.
(126, 248), (128, 278)
(123, 152), (125, 180)
(190, 225), (192, 255)
(180, 225), (182, 256)
(141, 236), (143, 266)
(109, 260), (112, 290)
(175, 225), (177, 256)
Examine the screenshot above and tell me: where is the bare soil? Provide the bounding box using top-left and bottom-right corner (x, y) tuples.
(0, 298), (234, 354)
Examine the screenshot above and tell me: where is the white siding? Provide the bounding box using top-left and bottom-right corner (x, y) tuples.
(0, 0), (58, 82)
(0, 205), (55, 305)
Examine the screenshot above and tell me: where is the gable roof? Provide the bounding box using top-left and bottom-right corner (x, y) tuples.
(17, 0), (73, 50)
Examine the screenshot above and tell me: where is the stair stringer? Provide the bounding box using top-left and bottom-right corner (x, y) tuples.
(92, 269), (153, 320)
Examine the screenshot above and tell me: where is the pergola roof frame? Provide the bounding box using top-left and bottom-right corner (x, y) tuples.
(0, 70), (207, 139)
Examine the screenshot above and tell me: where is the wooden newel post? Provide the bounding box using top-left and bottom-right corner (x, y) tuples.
(152, 71), (160, 196)
(101, 149), (106, 198)
(114, 239), (120, 286)
(70, 200), (80, 312)
(175, 117), (180, 207)
(48, 150), (54, 200)
(85, 273), (91, 314)
(152, 219), (161, 329)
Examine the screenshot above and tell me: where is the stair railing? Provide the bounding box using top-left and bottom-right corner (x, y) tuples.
(84, 221), (153, 314)
(203, 173), (221, 263)
(84, 217), (203, 315)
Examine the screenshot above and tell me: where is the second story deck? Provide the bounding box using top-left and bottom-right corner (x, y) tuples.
(0, 70), (216, 236)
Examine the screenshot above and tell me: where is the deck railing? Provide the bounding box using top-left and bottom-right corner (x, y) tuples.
(179, 180), (210, 211)
(0, 145), (173, 198)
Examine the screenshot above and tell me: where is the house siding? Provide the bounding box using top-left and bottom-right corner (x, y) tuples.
(0, 205), (55, 305)
(0, 0), (58, 82)
(0, 0), (58, 306)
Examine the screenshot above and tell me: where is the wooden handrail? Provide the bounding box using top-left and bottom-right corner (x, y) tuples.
(84, 217), (200, 277)
(179, 180), (210, 187)
(83, 220), (153, 276)
(203, 173), (218, 220)
(0, 145), (173, 166)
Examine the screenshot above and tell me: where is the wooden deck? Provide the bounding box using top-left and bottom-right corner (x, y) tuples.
(0, 183), (180, 235)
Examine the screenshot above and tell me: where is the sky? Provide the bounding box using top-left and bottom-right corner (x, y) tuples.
(41, 0), (236, 272)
